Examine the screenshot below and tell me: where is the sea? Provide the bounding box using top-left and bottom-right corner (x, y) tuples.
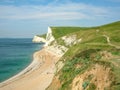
(0, 38), (43, 82)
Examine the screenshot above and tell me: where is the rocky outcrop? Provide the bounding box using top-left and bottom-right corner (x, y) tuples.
(44, 28), (82, 57)
(44, 27), (68, 57)
(32, 35), (46, 43)
(33, 27), (82, 57)
(45, 45), (68, 57)
(62, 35), (82, 47)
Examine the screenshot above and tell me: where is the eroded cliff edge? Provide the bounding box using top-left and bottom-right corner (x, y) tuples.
(47, 21), (120, 90)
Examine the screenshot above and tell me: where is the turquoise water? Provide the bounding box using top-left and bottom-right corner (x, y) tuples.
(0, 38), (43, 82)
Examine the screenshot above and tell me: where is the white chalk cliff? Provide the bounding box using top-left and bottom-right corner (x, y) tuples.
(44, 27), (67, 56)
(32, 35), (46, 43)
(33, 27), (81, 57)
(45, 27), (55, 46)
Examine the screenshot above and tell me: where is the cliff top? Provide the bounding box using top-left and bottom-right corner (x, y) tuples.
(46, 21), (120, 90)
(50, 21), (120, 39)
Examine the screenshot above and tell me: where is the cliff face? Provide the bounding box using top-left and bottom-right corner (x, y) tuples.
(44, 27), (82, 57)
(45, 27), (55, 46)
(46, 21), (120, 90)
(45, 27), (68, 57)
(33, 22), (120, 90)
(32, 35), (46, 43)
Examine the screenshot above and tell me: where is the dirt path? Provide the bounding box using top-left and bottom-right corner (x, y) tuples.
(103, 35), (120, 49)
(0, 49), (60, 90)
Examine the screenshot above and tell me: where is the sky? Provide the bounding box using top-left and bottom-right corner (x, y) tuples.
(0, 0), (120, 38)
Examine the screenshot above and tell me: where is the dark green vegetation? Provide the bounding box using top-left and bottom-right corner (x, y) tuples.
(47, 21), (120, 90)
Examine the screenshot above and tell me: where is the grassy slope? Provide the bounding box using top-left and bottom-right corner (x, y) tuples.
(99, 21), (120, 46)
(51, 27), (91, 39)
(47, 21), (120, 90)
(52, 21), (120, 44)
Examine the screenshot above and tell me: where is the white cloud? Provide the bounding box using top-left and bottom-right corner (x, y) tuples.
(0, 2), (118, 20)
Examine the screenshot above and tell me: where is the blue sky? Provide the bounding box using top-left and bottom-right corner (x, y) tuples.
(0, 0), (120, 38)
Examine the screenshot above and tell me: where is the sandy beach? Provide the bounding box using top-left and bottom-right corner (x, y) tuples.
(0, 48), (60, 90)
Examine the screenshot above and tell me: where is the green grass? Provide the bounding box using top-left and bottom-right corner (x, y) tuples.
(58, 48), (120, 90)
(111, 49), (120, 55)
(58, 49), (102, 90)
(51, 21), (120, 44)
(58, 49), (114, 90)
(47, 21), (120, 90)
(51, 27), (93, 39)
(110, 65), (120, 90)
(62, 42), (114, 61)
(57, 21), (120, 60)
(59, 57), (91, 90)
(99, 21), (120, 45)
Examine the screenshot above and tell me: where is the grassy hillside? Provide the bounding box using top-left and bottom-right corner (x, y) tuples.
(47, 21), (120, 90)
(51, 27), (90, 39)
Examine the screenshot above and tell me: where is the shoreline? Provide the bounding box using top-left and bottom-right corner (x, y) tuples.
(0, 51), (41, 86)
(0, 48), (61, 90)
